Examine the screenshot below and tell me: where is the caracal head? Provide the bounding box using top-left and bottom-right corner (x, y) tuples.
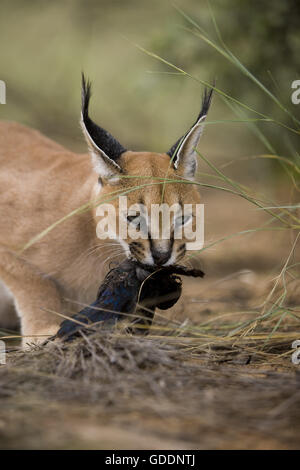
(80, 74), (212, 267)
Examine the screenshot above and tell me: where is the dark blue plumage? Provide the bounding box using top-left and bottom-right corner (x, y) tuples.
(57, 260), (204, 341)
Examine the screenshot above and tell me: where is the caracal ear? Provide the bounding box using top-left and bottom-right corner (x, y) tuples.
(167, 88), (213, 179)
(80, 73), (126, 183)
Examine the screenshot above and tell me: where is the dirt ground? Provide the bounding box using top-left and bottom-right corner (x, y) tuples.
(0, 189), (299, 450)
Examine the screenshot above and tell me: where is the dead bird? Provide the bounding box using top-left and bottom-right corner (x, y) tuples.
(56, 259), (204, 341)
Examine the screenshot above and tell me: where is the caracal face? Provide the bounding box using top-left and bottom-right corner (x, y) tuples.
(95, 151), (202, 266)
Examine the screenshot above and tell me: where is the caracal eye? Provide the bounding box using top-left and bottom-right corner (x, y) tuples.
(127, 214), (139, 224)
(127, 214), (142, 229)
(175, 214), (192, 227)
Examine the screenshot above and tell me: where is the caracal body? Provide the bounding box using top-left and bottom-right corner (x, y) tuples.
(0, 77), (212, 348)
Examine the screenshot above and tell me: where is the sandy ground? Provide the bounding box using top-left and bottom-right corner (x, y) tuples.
(0, 188), (299, 450)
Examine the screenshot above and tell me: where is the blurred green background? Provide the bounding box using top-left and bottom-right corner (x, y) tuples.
(0, 0), (299, 184)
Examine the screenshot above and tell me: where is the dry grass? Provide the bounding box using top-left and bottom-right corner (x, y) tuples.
(0, 322), (299, 450)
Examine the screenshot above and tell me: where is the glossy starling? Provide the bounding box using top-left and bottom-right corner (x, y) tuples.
(57, 259), (204, 341)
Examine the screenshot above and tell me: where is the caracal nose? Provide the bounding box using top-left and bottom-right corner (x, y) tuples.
(151, 249), (171, 266)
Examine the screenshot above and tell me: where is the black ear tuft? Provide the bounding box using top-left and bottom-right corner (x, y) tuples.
(199, 86), (213, 119)
(167, 87), (213, 161)
(81, 73), (126, 161)
(81, 73), (92, 124)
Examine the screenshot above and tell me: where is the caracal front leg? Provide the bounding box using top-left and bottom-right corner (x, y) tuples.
(0, 248), (63, 349)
